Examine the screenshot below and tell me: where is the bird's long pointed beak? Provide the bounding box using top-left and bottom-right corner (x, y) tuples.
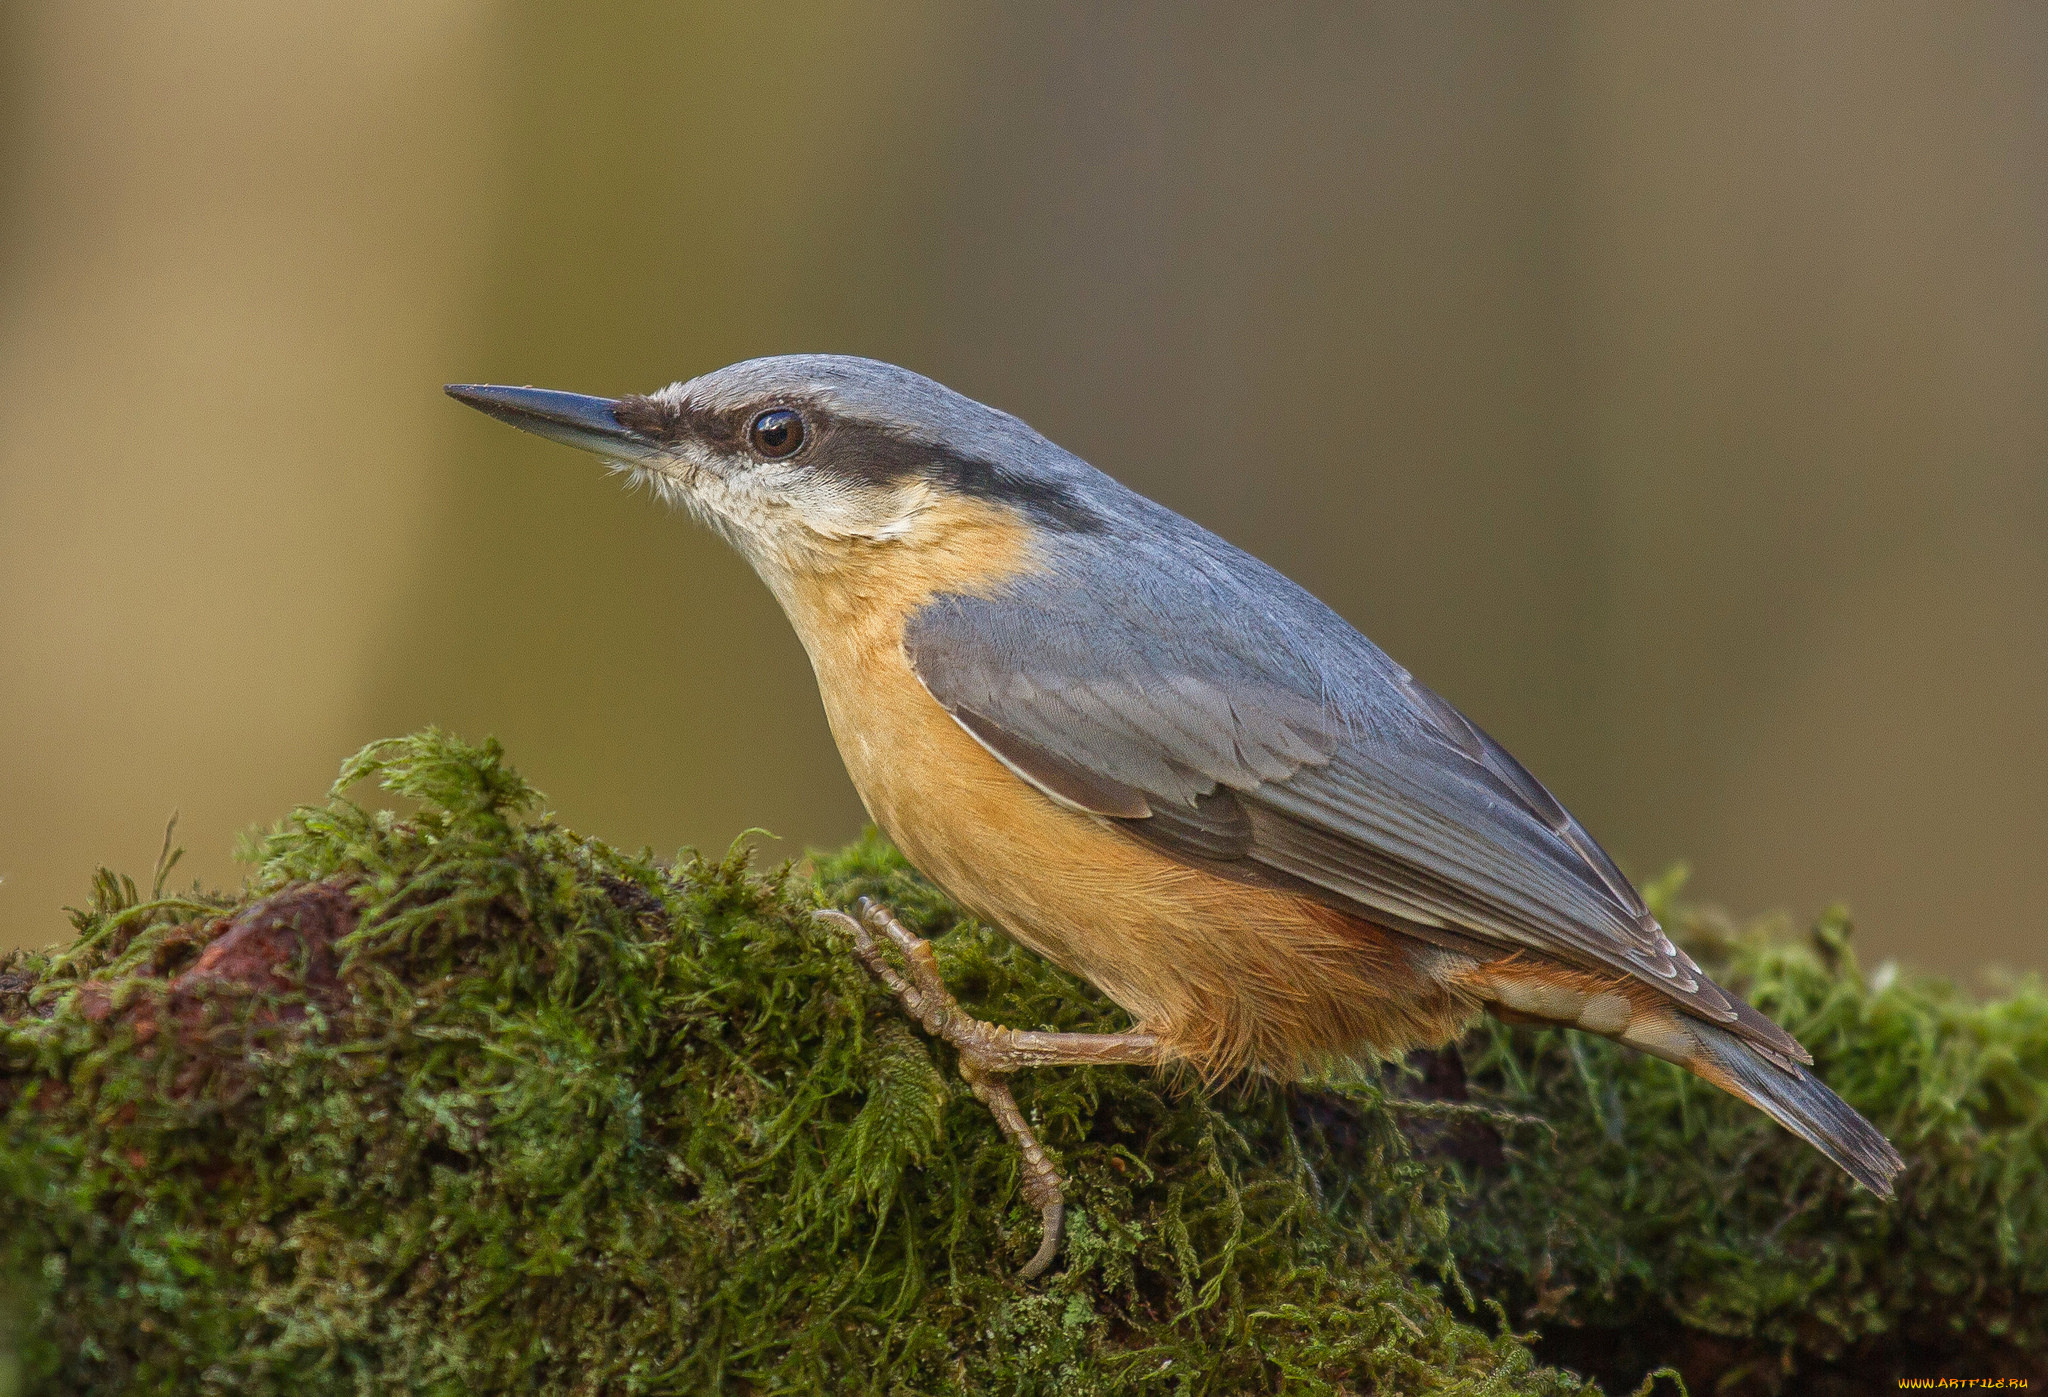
(445, 384), (664, 461)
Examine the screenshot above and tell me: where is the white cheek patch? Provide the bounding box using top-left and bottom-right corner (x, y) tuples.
(719, 467), (938, 545)
(775, 472), (938, 541)
(608, 438), (943, 567)
(864, 482), (945, 540)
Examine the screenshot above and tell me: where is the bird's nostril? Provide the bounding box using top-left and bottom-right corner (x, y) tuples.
(611, 394), (688, 441)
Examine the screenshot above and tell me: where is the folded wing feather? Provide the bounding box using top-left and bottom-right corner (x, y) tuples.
(905, 579), (1810, 1067)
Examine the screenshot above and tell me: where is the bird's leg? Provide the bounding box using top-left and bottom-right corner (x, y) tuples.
(815, 897), (1164, 1280)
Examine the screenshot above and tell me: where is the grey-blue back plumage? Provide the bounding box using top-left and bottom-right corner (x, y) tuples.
(688, 355), (1800, 1059)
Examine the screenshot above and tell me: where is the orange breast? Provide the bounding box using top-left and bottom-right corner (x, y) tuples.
(758, 500), (1479, 1077)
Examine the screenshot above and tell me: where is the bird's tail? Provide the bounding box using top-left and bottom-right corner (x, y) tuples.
(1683, 1017), (1905, 1197)
(1463, 957), (1905, 1194)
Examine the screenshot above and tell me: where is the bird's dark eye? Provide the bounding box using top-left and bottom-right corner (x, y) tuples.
(748, 408), (805, 459)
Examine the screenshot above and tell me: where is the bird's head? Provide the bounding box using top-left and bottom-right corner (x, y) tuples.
(447, 356), (1104, 598)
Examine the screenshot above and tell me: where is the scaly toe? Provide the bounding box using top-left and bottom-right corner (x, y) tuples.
(820, 899), (1070, 1281)
(856, 897), (957, 1016)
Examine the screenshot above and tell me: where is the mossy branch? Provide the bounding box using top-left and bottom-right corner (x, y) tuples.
(1, 731), (2041, 1395)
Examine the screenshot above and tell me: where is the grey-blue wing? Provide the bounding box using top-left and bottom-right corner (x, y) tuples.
(905, 563), (1808, 1066)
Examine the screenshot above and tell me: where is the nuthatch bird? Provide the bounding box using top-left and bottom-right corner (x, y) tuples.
(449, 356), (1902, 1278)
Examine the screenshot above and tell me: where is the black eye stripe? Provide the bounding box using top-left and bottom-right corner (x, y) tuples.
(616, 396), (1103, 533)
(748, 408), (806, 459)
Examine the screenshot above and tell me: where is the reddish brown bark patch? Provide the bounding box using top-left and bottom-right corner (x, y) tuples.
(173, 879), (353, 1005)
(123, 879), (359, 1060)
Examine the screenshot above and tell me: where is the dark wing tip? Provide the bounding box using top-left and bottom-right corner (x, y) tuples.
(1694, 1020), (1905, 1198)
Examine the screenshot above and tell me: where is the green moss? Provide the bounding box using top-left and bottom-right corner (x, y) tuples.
(0, 732), (1572, 1395)
(0, 730), (2040, 1395)
(1450, 884), (2048, 1393)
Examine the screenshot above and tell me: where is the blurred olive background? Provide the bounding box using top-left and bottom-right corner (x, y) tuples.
(3, 3), (2042, 976)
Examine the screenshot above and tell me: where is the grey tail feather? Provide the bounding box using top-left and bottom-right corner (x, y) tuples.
(1692, 1019), (1905, 1198)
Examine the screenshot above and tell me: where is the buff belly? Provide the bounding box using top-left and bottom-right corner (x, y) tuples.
(803, 608), (1475, 1074)
(751, 499), (1479, 1075)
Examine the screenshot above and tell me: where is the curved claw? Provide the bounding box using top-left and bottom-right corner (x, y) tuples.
(821, 897), (1117, 1283)
(1017, 1198), (1065, 1282)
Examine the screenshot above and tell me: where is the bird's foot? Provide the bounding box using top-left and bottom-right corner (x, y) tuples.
(816, 897), (1164, 1281)
(817, 897), (1067, 1278)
